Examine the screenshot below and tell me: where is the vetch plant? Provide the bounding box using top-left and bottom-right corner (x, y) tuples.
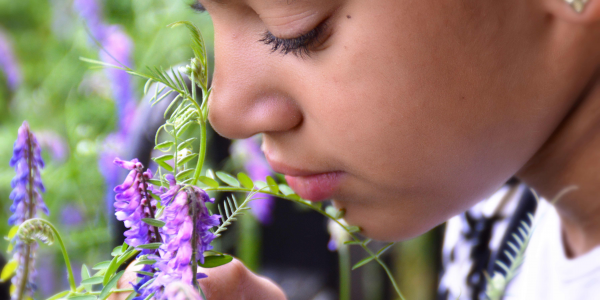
(2, 122), (51, 300)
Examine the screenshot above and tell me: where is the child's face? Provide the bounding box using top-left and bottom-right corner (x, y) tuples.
(202, 0), (579, 240)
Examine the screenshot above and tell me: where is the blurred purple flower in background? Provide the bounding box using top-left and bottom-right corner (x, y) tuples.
(73, 0), (138, 219)
(8, 122), (49, 299)
(230, 136), (275, 224)
(60, 204), (84, 227)
(0, 28), (22, 90)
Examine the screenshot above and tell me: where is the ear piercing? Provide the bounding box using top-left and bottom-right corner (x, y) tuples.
(564, 0), (589, 13)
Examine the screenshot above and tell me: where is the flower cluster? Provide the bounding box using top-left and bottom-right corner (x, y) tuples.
(113, 158), (159, 250)
(8, 121), (49, 299)
(230, 136), (275, 224)
(134, 175), (220, 299)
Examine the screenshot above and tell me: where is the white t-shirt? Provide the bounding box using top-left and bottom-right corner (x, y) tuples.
(439, 185), (600, 300)
(505, 200), (600, 300)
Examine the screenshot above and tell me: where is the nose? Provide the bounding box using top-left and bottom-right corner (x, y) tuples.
(207, 26), (303, 140)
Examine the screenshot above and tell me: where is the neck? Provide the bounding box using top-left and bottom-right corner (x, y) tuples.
(517, 71), (600, 258)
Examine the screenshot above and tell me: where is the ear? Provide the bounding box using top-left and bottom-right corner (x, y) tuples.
(544, 0), (600, 23)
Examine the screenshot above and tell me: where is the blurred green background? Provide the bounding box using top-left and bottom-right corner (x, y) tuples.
(0, 0), (441, 299)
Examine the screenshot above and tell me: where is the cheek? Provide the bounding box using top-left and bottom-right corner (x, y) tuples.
(290, 1), (555, 239)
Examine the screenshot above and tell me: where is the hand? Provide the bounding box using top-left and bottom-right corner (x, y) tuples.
(108, 259), (287, 300)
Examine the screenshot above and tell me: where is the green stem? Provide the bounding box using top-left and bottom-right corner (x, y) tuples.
(26, 219), (77, 291)
(339, 244), (351, 300)
(192, 119), (207, 186)
(202, 186), (406, 300)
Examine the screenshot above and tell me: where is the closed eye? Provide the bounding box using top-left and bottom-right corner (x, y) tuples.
(190, 2), (206, 12)
(259, 20), (329, 57)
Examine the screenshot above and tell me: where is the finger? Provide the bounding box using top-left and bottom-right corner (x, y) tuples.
(198, 259), (287, 300)
(107, 262), (143, 300)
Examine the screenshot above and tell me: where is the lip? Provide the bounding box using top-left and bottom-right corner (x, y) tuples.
(265, 157), (344, 202)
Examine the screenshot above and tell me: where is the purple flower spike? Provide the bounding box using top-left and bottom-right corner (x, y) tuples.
(136, 184), (220, 298)
(113, 158), (160, 252)
(230, 136), (275, 224)
(8, 121), (48, 300)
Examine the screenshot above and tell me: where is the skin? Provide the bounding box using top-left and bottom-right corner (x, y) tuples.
(113, 0), (600, 298)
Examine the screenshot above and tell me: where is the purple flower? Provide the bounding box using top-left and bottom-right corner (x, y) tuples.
(113, 158), (159, 251)
(74, 0), (138, 223)
(73, 0), (105, 41)
(230, 137), (275, 224)
(136, 179), (220, 298)
(100, 25), (136, 131)
(0, 29), (22, 90)
(8, 121), (49, 299)
(60, 204), (84, 227)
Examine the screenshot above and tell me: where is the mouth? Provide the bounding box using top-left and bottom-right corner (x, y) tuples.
(265, 157), (345, 202)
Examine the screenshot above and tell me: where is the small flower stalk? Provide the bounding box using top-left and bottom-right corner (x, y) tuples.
(113, 158), (161, 249)
(7, 121), (49, 300)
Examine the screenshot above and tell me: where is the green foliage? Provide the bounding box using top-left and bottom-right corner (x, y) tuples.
(198, 254), (234, 268)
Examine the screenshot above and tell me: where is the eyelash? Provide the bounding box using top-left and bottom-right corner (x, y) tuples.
(190, 3), (328, 57)
(259, 21), (328, 57)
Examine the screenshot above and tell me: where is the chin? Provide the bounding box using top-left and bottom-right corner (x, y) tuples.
(336, 200), (445, 242)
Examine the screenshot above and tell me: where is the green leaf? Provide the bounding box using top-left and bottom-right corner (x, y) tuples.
(136, 243), (163, 250)
(155, 141), (174, 151)
(92, 260), (111, 270)
(254, 180), (268, 190)
(155, 160), (174, 172)
(237, 173), (254, 189)
(376, 243), (395, 257)
(144, 78), (153, 95)
(343, 240), (363, 245)
(7, 225), (18, 239)
(141, 218), (166, 228)
(175, 121), (194, 137)
(206, 169), (215, 179)
(103, 255), (120, 286)
(346, 226), (361, 233)
(67, 295), (97, 300)
(125, 291), (137, 300)
(122, 242), (129, 252)
(198, 254), (234, 268)
(216, 172), (240, 187)
(266, 176), (279, 194)
(198, 176), (219, 188)
(147, 179), (164, 186)
(154, 154), (174, 162)
(177, 138), (197, 151)
(81, 264), (92, 292)
(99, 271), (124, 300)
(111, 245), (123, 257)
(135, 259), (157, 266)
(80, 276), (104, 285)
(47, 290), (70, 300)
(135, 271), (156, 277)
(177, 153), (198, 167)
(0, 260), (17, 282)
(352, 256), (376, 270)
(278, 184), (294, 196)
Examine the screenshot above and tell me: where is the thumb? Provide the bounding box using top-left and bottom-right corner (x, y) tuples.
(198, 259), (287, 300)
